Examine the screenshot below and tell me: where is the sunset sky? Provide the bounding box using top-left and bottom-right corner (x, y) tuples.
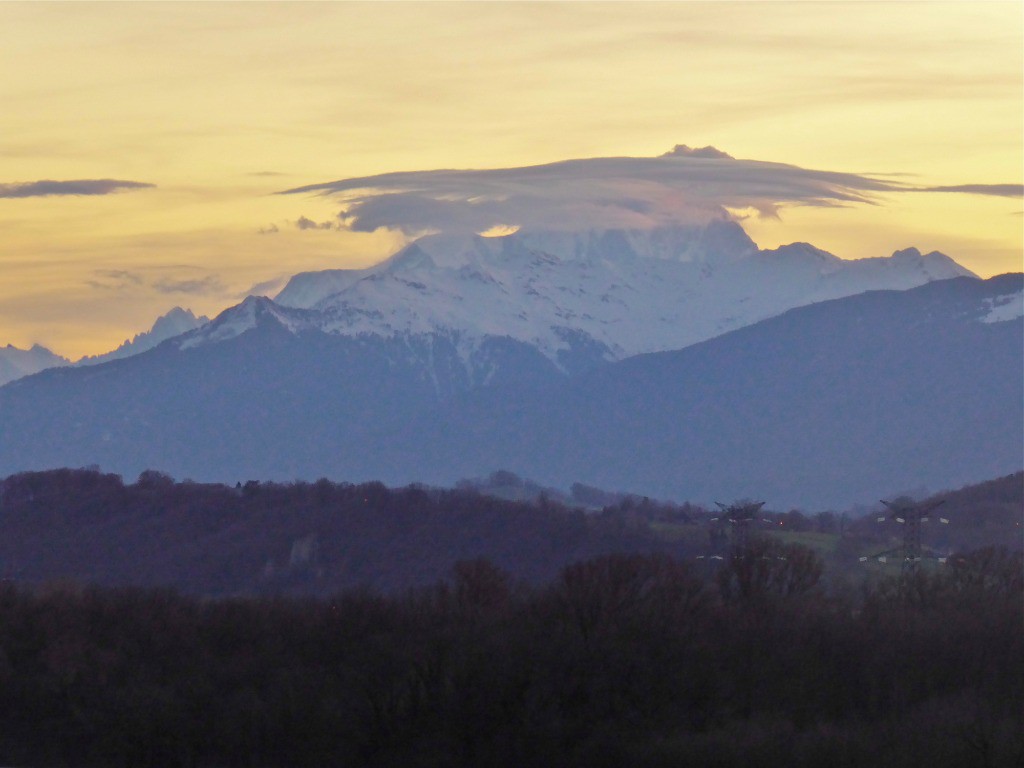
(2, 1), (1021, 358)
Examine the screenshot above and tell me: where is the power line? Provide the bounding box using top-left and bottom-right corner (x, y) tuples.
(859, 498), (949, 574)
(696, 501), (777, 565)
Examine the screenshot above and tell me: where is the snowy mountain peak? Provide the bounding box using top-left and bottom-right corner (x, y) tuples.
(0, 343), (70, 387)
(383, 220), (757, 273)
(239, 219), (985, 374)
(888, 247), (975, 280)
(2, 306), (211, 385)
(392, 233), (491, 270)
(507, 220), (756, 265)
(275, 266), (378, 309)
(150, 307), (206, 338)
(176, 296), (308, 350)
(274, 221), (758, 310)
(892, 246), (923, 260)
(758, 242), (842, 273)
(77, 306), (210, 367)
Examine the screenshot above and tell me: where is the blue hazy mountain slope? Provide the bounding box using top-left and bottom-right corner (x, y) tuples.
(398, 274), (1023, 508)
(0, 343), (69, 386)
(0, 306), (565, 484)
(0, 274), (1019, 509)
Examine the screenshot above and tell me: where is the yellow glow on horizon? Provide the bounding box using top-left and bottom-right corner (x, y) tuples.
(0, 1), (1020, 357)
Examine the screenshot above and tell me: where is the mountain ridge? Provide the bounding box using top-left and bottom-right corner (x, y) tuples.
(0, 344), (70, 387)
(394, 273), (1020, 508)
(0, 306), (209, 386)
(1, 221), (975, 387)
(77, 306), (209, 367)
(0, 273), (1017, 509)
(253, 221), (977, 375)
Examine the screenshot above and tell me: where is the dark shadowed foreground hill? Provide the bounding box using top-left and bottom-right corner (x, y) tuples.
(0, 469), (677, 595)
(0, 475), (1019, 767)
(0, 468), (1019, 597)
(0, 274), (1019, 508)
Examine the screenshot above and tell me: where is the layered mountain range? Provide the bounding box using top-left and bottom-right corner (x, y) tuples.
(0, 221), (1018, 508)
(0, 307), (208, 386)
(266, 221), (972, 376)
(0, 344), (69, 388)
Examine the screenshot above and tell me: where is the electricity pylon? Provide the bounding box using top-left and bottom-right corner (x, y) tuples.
(697, 501), (795, 576)
(697, 501), (768, 565)
(712, 500), (770, 552)
(859, 498), (949, 574)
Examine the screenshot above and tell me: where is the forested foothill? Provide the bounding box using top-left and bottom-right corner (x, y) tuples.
(0, 468), (1020, 766)
(0, 468), (1018, 595)
(0, 468), (683, 595)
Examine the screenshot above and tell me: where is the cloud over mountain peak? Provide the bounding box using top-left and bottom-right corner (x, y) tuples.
(661, 144), (734, 159)
(279, 146), (1022, 241)
(278, 146), (908, 236)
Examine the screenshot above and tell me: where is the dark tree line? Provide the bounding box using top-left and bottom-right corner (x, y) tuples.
(0, 468), (1020, 766)
(0, 469), (681, 595)
(0, 547), (1019, 768)
(1, 469), (1018, 597)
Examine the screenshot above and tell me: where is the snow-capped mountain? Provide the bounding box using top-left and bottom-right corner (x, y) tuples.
(396, 273), (1024, 508)
(0, 308), (209, 386)
(0, 344), (69, 387)
(254, 221), (974, 374)
(77, 307), (209, 367)
(0, 274), (1017, 508)
(0, 217), (1009, 507)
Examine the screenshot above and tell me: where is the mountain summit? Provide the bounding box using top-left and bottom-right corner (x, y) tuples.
(0, 307), (210, 386)
(0, 344), (69, 387)
(0, 274), (1016, 508)
(77, 307), (209, 367)
(0, 219), (1006, 508)
(263, 221), (974, 373)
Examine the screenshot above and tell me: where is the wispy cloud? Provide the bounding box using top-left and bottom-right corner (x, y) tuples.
(917, 184), (1023, 198)
(258, 216), (338, 234)
(152, 276), (224, 295)
(237, 276), (288, 299)
(294, 215), (335, 230)
(86, 268), (228, 298)
(85, 269), (145, 290)
(95, 269), (143, 285)
(0, 179), (155, 199)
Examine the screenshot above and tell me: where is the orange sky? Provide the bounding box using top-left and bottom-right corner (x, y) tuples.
(1, 1), (1021, 358)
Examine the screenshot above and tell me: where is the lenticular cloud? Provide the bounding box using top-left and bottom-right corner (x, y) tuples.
(278, 145), (907, 235)
(0, 179), (154, 199)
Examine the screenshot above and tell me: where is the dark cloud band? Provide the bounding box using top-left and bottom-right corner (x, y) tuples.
(917, 184), (1023, 198)
(276, 147), (905, 234)
(278, 147), (1020, 236)
(0, 179), (155, 199)
(86, 270), (223, 297)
